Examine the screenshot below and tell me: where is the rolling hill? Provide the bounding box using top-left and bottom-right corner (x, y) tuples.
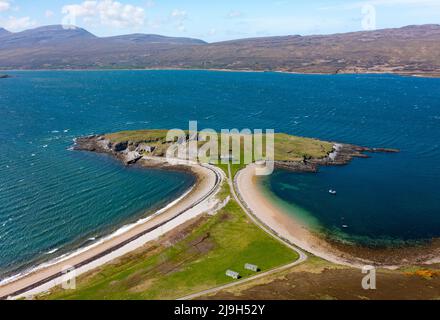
(0, 24), (439, 76)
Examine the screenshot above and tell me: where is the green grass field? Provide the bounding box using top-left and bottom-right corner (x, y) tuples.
(43, 183), (298, 300)
(104, 130), (333, 162)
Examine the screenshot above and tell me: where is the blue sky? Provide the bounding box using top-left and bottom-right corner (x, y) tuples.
(1, 0), (440, 41)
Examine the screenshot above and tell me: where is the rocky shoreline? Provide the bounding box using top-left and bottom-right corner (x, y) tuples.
(275, 143), (399, 173)
(74, 135), (147, 166)
(72, 135), (199, 175)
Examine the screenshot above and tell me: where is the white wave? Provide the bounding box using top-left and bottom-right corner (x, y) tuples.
(0, 185), (194, 286)
(45, 248), (59, 255)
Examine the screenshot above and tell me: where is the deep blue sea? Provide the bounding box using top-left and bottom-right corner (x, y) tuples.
(1, 70), (439, 278)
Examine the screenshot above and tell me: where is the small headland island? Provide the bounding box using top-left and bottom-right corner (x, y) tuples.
(73, 130), (398, 170)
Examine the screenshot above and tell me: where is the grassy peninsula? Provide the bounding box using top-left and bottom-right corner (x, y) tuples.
(103, 129), (334, 160)
(35, 130), (435, 300)
(41, 129), (335, 300)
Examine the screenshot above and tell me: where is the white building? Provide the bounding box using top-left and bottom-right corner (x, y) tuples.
(226, 270), (240, 280)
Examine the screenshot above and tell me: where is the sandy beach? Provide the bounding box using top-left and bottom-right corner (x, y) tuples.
(235, 164), (440, 268)
(0, 158), (224, 300)
(235, 164), (364, 267)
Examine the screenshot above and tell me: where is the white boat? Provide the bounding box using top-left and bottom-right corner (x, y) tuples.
(329, 189), (337, 195)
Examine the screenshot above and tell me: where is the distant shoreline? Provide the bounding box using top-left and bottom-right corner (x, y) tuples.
(1, 68), (440, 78)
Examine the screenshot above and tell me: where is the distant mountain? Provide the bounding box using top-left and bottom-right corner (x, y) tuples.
(0, 24), (440, 76)
(0, 28), (11, 36)
(0, 25), (96, 49)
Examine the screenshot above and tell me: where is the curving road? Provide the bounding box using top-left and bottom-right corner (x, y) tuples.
(178, 163), (308, 300)
(0, 161), (224, 300)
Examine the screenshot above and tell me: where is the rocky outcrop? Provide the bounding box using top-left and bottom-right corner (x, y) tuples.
(275, 143), (399, 173)
(73, 135), (142, 165)
(136, 143), (156, 153)
(72, 135), (110, 152)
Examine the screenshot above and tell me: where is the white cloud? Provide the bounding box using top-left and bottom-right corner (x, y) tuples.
(0, 1), (36, 31)
(366, 0), (440, 5)
(170, 9), (188, 32)
(321, 0), (440, 10)
(171, 9), (187, 19)
(227, 10), (243, 18)
(45, 10), (54, 18)
(0, 0), (11, 12)
(1, 16), (36, 31)
(62, 0), (145, 28)
(145, 0), (155, 8)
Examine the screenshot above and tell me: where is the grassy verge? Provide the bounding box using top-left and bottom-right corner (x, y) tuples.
(202, 255), (440, 300)
(42, 183), (298, 300)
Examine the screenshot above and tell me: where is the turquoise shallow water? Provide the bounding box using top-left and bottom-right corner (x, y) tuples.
(0, 70), (439, 278)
